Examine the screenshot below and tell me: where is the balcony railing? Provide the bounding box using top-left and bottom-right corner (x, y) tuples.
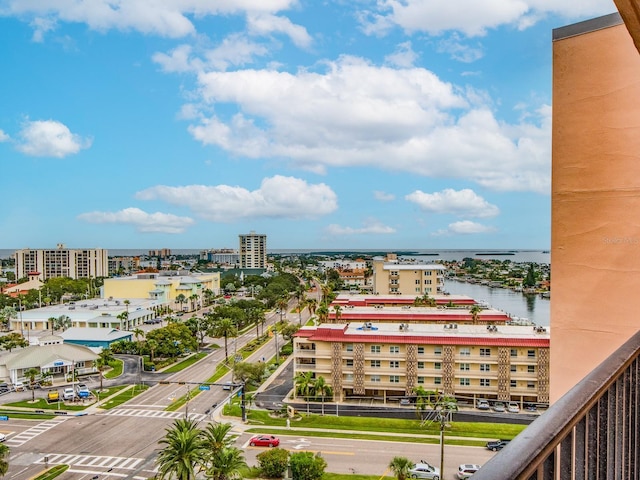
(472, 329), (640, 480)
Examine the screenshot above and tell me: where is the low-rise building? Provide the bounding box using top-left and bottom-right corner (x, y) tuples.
(372, 254), (445, 296)
(294, 321), (549, 406)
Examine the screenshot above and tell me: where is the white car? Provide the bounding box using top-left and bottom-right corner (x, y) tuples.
(76, 383), (91, 398)
(0, 433), (6, 442)
(457, 464), (481, 479)
(62, 387), (76, 400)
(507, 402), (520, 413)
(13, 381), (24, 392)
(409, 462), (440, 480)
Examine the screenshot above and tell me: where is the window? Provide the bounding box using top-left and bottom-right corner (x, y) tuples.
(528, 365), (535, 373)
(417, 376), (425, 384)
(390, 361), (400, 368)
(390, 346), (400, 354)
(459, 378), (470, 386)
(371, 375), (381, 383)
(510, 365), (517, 372)
(371, 345), (381, 354)
(345, 374), (353, 381)
(528, 350), (536, 358)
(417, 346), (425, 354)
(371, 360), (381, 368)
(434, 362), (442, 370)
(345, 344), (353, 352)
(345, 359), (353, 367)
(510, 348), (518, 357)
(510, 380), (517, 388)
(415, 279), (420, 285)
(460, 363), (470, 371)
(460, 347), (470, 356)
(480, 364), (491, 372)
(389, 375), (400, 383)
(390, 279), (398, 285)
(424, 279), (432, 285)
(434, 346), (442, 355)
(480, 379), (491, 387)
(434, 377), (442, 385)
(390, 271), (398, 276)
(480, 348), (491, 357)
(417, 361), (425, 369)
(527, 382), (535, 389)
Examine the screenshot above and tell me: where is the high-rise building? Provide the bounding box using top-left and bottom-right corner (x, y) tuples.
(238, 231), (267, 269)
(14, 244), (108, 281)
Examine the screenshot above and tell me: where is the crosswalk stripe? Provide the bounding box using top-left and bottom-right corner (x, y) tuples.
(101, 408), (207, 421)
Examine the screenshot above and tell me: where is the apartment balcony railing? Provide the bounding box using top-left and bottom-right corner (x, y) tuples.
(472, 329), (640, 480)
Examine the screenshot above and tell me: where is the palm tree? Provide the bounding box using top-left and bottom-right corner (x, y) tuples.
(0, 443), (9, 477)
(277, 296), (288, 322)
(333, 305), (342, 324)
(189, 293), (199, 311)
(211, 318), (238, 362)
(470, 305), (482, 325)
(316, 304), (329, 325)
(305, 298), (317, 319)
(320, 283), (332, 303)
(24, 367), (40, 402)
(295, 371), (314, 415)
(206, 446), (247, 480)
(132, 328), (145, 351)
(389, 456), (413, 480)
(53, 315), (71, 332)
(295, 284), (306, 325)
(201, 422), (237, 458)
(116, 311), (128, 330)
(147, 338), (158, 362)
(96, 348), (114, 392)
(48, 316), (57, 335)
(156, 418), (206, 480)
(175, 294), (187, 313)
(313, 375), (332, 416)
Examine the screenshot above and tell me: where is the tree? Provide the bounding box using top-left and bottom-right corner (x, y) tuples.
(279, 321), (300, 342)
(205, 445), (246, 480)
(97, 349), (114, 392)
(132, 328), (145, 350)
(156, 418), (206, 480)
(53, 314), (72, 333)
(0, 307), (17, 331)
(470, 305), (482, 325)
(146, 323), (198, 359)
(24, 367), (40, 402)
(201, 422), (236, 458)
(0, 333), (29, 352)
(175, 294), (187, 312)
(257, 448), (289, 478)
(211, 318), (238, 362)
(189, 293), (199, 311)
(523, 263), (537, 288)
(316, 304), (329, 324)
(116, 311), (128, 330)
(313, 375), (332, 416)
(305, 298), (317, 319)
(289, 452), (327, 480)
(233, 361), (266, 386)
(333, 305), (342, 324)
(389, 456), (413, 480)
(146, 338), (158, 362)
(295, 371), (314, 415)
(0, 443), (9, 477)
(295, 284), (306, 325)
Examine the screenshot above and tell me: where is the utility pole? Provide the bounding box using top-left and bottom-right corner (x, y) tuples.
(241, 382), (247, 422)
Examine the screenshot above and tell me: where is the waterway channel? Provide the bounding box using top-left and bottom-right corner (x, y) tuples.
(446, 279), (550, 326)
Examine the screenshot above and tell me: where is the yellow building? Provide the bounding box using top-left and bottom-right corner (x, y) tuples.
(294, 322), (549, 406)
(102, 272), (220, 311)
(372, 254), (445, 296)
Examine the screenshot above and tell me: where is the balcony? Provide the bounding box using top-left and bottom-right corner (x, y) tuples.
(472, 329), (640, 480)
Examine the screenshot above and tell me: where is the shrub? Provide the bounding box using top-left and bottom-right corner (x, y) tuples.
(289, 452), (327, 480)
(256, 447), (290, 478)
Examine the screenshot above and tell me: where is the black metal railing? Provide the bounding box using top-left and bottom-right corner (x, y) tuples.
(472, 329), (640, 480)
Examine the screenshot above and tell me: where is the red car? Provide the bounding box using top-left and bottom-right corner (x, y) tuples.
(249, 435), (280, 447)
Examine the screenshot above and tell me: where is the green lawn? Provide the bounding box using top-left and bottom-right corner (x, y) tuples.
(104, 359), (124, 379)
(162, 352), (207, 373)
(99, 385), (149, 410)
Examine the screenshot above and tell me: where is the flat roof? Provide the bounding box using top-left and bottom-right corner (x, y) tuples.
(553, 12), (622, 41)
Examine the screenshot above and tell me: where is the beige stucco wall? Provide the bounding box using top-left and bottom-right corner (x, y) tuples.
(551, 19), (640, 401)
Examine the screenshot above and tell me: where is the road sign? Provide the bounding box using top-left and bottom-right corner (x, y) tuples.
(0, 415), (8, 421)
(199, 385), (210, 391)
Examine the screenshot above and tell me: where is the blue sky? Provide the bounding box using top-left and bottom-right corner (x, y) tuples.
(0, 0), (617, 250)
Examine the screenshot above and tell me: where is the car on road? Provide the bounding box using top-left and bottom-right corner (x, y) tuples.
(476, 400), (490, 410)
(408, 462), (440, 479)
(457, 464), (481, 479)
(486, 439), (510, 451)
(62, 387), (76, 401)
(249, 435), (280, 447)
(222, 381), (234, 391)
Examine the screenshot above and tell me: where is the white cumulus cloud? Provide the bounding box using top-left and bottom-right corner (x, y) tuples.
(374, 191), (395, 201)
(325, 218), (396, 236)
(187, 55), (551, 193)
(16, 119), (92, 158)
(0, 129), (9, 142)
(135, 175), (338, 222)
(433, 220), (497, 236)
(247, 13), (312, 48)
(77, 208), (195, 234)
(405, 188), (499, 218)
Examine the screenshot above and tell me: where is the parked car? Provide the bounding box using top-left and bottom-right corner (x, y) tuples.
(486, 439), (510, 451)
(476, 400), (490, 410)
(492, 402), (506, 412)
(249, 435), (280, 447)
(0, 383), (9, 394)
(62, 387), (76, 401)
(13, 381), (24, 392)
(507, 402), (520, 413)
(76, 383), (91, 398)
(457, 464), (481, 479)
(399, 398), (412, 406)
(408, 462), (440, 479)
(47, 390), (59, 403)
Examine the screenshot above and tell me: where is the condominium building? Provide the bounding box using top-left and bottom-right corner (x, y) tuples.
(239, 231), (267, 269)
(294, 322), (550, 405)
(372, 254), (445, 296)
(200, 248), (239, 266)
(14, 245), (108, 281)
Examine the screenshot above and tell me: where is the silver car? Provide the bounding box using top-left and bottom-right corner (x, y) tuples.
(409, 462), (440, 480)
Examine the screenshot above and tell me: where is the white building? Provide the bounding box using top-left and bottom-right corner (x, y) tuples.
(239, 232), (267, 269)
(14, 244), (108, 281)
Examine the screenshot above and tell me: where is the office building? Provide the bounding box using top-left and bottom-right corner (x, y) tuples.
(239, 231), (267, 269)
(14, 245), (108, 281)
